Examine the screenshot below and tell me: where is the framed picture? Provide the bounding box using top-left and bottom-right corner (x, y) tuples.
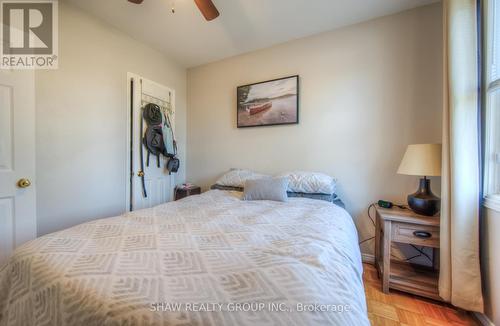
(237, 75), (299, 128)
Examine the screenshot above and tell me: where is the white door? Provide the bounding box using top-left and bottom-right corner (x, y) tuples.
(128, 74), (175, 211)
(0, 69), (36, 264)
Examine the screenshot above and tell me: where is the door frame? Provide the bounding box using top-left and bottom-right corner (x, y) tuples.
(125, 72), (176, 211)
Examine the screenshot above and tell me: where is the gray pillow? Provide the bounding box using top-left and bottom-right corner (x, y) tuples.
(243, 177), (289, 202)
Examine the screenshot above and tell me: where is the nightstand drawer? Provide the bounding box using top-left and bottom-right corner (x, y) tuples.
(391, 222), (439, 248)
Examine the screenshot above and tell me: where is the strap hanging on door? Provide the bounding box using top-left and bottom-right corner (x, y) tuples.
(140, 103), (165, 196)
(138, 95), (147, 198)
(140, 92), (169, 196)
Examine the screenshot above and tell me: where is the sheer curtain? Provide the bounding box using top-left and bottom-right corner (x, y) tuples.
(440, 0), (484, 312)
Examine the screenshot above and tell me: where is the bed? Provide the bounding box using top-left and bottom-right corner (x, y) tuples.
(0, 190), (369, 326)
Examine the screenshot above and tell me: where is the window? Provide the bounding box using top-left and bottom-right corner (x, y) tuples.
(484, 0), (500, 210)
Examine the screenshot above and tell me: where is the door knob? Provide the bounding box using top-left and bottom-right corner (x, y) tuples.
(17, 178), (31, 188)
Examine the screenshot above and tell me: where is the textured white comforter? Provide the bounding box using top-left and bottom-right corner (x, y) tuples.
(0, 190), (369, 326)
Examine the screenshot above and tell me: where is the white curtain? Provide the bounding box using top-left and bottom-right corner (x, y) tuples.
(440, 0), (484, 312)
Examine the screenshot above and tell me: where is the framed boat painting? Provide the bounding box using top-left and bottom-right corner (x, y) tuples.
(237, 75), (299, 128)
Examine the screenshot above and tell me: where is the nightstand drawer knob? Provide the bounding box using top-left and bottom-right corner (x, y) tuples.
(413, 231), (432, 238)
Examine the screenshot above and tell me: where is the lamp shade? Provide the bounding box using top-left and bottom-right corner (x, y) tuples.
(397, 144), (442, 177)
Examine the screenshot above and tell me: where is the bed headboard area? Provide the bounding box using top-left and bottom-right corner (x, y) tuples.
(209, 184), (345, 208)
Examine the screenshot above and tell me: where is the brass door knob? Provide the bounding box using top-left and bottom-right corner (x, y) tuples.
(17, 178), (31, 188)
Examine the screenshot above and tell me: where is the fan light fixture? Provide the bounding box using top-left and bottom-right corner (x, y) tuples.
(128, 0), (220, 21)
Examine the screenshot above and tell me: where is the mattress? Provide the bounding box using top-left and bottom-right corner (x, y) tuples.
(0, 190), (369, 326)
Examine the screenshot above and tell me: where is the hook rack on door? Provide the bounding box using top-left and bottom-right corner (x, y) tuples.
(141, 93), (173, 116)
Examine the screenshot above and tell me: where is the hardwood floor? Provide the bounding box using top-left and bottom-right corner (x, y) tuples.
(363, 263), (479, 325)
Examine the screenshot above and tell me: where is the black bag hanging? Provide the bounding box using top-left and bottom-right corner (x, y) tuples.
(143, 125), (164, 168)
(140, 103), (166, 197)
(142, 103), (165, 168)
(139, 102), (180, 195)
(143, 103), (163, 125)
(166, 156), (180, 174)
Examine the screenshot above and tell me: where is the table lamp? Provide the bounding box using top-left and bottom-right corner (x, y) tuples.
(397, 144), (442, 216)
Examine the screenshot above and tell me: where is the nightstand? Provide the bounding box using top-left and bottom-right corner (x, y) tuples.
(174, 184), (201, 200)
(375, 205), (441, 301)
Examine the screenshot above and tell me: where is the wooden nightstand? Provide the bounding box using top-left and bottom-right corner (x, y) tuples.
(375, 205), (441, 301)
(174, 184), (201, 200)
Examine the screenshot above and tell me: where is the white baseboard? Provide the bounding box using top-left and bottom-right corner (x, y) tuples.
(362, 253), (375, 264)
(474, 312), (495, 326)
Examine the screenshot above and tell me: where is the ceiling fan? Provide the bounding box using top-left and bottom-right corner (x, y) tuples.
(127, 0), (220, 21)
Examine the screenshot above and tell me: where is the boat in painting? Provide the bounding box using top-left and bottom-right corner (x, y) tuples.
(246, 102), (272, 115)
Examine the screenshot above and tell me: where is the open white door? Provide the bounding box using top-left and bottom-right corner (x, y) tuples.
(127, 74), (175, 211)
(0, 69), (36, 264)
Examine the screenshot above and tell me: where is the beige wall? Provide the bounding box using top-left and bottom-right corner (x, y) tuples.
(35, 2), (186, 235)
(187, 3), (443, 255)
(482, 206), (500, 325)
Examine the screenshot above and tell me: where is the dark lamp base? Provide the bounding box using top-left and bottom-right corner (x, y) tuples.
(407, 177), (440, 216)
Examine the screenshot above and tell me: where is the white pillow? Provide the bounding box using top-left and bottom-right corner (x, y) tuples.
(215, 169), (270, 188)
(278, 171), (336, 194)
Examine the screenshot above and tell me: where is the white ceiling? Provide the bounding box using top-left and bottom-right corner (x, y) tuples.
(65, 0), (438, 68)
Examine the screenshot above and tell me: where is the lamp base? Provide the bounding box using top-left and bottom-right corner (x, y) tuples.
(407, 177), (440, 216)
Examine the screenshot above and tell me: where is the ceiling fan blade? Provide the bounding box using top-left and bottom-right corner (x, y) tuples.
(128, 0), (144, 4)
(193, 0), (220, 21)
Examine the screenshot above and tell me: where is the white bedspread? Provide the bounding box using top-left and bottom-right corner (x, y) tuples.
(0, 190), (369, 326)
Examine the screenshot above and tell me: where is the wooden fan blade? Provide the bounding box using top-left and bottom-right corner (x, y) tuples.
(193, 0), (220, 21)
(128, 0), (144, 4)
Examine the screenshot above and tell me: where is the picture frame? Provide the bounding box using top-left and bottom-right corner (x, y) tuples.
(237, 75), (299, 128)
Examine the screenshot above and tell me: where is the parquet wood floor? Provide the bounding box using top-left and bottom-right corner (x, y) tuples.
(363, 263), (479, 325)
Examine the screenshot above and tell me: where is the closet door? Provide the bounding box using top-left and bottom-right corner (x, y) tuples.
(128, 74), (175, 211)
(0, 69), (36, 264)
